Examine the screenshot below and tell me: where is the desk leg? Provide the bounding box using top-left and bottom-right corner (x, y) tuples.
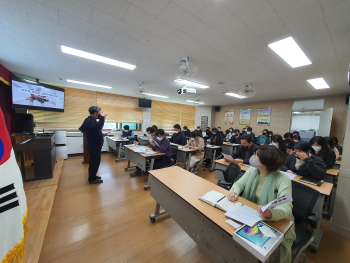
(186, 152), (192, 171)
(309, 194), (325, 251)
(116, 142), (127, 161)
(149, 202), (166, 223)
(210, 149), (217, 172)
(144, 158), (155, 190)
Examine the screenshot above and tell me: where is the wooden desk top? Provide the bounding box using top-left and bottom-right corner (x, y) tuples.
(222, 143), (240, 146)
(206, 145), (222, 149)
(339, 155), (342, 158)
(150, 166), (293, 236)
(170, 143), (197, 152)
(327, 169), (339, 176)
(214, 159), (333, 196)
(107, 137), (129, 142)
(335, 160), (341, 165)
(125, 145), (165, 157)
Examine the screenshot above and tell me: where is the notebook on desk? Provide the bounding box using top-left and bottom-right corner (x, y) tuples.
(300, 177), (324, 186)
(199, 190), (242, 212)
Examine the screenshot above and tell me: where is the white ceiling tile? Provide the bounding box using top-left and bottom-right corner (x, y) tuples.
(81, 0), (130, 20)
(158, 2), (209, 37)
(139, 31), (180, 53)
(35, 0), (92, 21)
(267, 0), (295, 12)
(127, 0), (170, 17)
(0, 5), (30, 25)
(220, 0), (256, 14)
(329, 27), (350, 75)
(37, 38), (62, 52)
(13, 35), (41, 51)
(196, 29), (234, 52)
(249, 47), (293, 72)
(225, 27), (266, 52)
(318, 0), (345, 10)
(173, 0), (211, 15)
(323, 0), (350, 34)
(258, 26), (291, 45)
(123, 4), (176, 39)
(149, 49), (177, 64)
(236, 0), (285, 36)
(112, 32), (156, 55)
(166, 30), (207, 53)
(90, 9), (145, 40)
(59, 12), (115, 42)
(61, 36), (107, 57)
(86, 35), (131, 55)
(277, 0), (326, 34)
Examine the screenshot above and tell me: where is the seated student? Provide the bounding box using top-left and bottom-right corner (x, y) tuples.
(241, 127), (247, 136)
(326, 137), (340, 160)
(185, 130), (205, 172)
(149, 129), (171, 169)
(206, 128), (223, 168)
(293, 134), (301, 143)
(284, 132), (295, 154)
(225, 135), (258, 164)
(271, 134), (287, 155)
(205, 127), (213, 138)
(170, 124), (187, 145)
(256, 129), (270, 145)
(217, 126), (225, 139)
(119, 125), (134, 140)
(333, 137), (343, 155)
(225, 129), (233, 141)
(227, 145), (295, 263)
(292, 131), (300, 137)
(309, 136), (336, 169)
(196, 126), (202, 133)
(152, 125), (158, 132)
(182, 126), (191, 137)
(230, 129), (241, 144)
(131, 127), (156, 176)
(268, 130), (273, 142)
(246, 127), (256, 143)
(229, 127), (234, 133)
(281, 141), (326, 180)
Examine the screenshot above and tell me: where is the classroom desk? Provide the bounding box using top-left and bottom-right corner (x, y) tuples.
(170, 143), (196, 171)
(106, 137), (129, 161)
(137, 136), (149, 146)
(148, 166), (293, 263)
(124, 145), (165, 190)
(214, 159), (333, 252)
(222, 142), (240, 155)
(335, 160), (341, 165)
(204, 145), (222, 171)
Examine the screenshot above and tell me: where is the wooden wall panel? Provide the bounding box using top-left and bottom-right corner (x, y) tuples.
(325, 95), (348, 143)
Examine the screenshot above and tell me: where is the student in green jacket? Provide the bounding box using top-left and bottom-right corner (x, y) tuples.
(227, 145), (295, 263)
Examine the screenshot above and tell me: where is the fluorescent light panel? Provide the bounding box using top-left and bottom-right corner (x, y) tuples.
(143, 93), (169, 98)
(186, 100), (205, 104)
(307, 78), (330, 89)
(174, 79), (210, 89)
(61, 45), (136, 70)
(225, 93), (246, 99)
(268, 37), (312, 68)
(67, 79), (112, 89)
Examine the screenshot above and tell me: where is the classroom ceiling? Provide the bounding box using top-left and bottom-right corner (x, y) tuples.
(0, 0), (350, 106)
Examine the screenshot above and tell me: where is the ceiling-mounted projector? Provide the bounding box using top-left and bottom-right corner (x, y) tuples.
(177, 86), (196, 95)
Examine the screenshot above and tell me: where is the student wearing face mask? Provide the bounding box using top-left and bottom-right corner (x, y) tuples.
(170, 124), (187, 146)
(196, 126), (202, 133)
(292, 131), (300, 137)
(326, 137), (340, 160)
(182, 126), (191, 137)
(256, 129), (270, 146)
(225, 129), (233, 141)
(283, 133), (295, 154)
(149, 129), (171, 169)
(227, 145), (295, 263)
(245, 127), (256, 144)
(206, 128), (223, 168)
(281, 141), (326, 180)
(230, 129), (241, 144)
(309, 136), (336, 169)
(217, 126), (225, 139)
(225, 135), (258, 164)
(293, 135), (301, 143)
(205, 127), (213, 139)
(271, 134), (286, 155)
(119, 125), (135, 143)
(268, 131), (273, 140)
(185, 130), (205, 172)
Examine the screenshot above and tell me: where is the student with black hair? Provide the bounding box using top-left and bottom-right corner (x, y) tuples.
(225, 135), (258, 164)
(152, 125), (158, 132)
(333, 137), (343, 155)
(309, 136), (336, 169)
(205, 127), (213, 138)
(217, 126), (225, 138)
(119, 124), (135, 143)
(271, 134), (287, 155)
(256, 128), (270, 145)
(185, 130), (205, 172)
(230, 129), (241, 144)
(196, 126), (202, 133)
(225, 129), (233, 141)
(326, 137), (340, 160)
(182, 126), (191, 137)
(170, 124), (186, 145)
(246, 127), (256, 143)
(268, 131), (273, 141)
(281, 141), (326, 180)
(292, 131), (300, 137)
(206, 128), (223, 168)
(293, 134), (301, 143)
(284, 132), (295, 154)
(150, 129), (171, 169)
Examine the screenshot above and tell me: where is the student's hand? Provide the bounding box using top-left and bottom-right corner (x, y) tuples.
(184, 145), (190, 148)
(286, 149), (294, 154)
(133, 141), (139, 145)
(102, 112), (108, 117)
(233, 159), (243, 164)
(224, 157), (230, 162)
(286, 170), (296, 174)
(150, 140), (155, 146)
(258, 205), (272, 218)
(297, 152), (308, 160)
(227, 192), (238, 202)
(124, 137), (127, 139)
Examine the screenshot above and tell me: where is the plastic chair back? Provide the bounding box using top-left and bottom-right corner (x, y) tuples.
(223, 162), (241, 183)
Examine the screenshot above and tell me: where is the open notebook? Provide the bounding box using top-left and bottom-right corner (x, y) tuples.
(199, 190), (242, 212)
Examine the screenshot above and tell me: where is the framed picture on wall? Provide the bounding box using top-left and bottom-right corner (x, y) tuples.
(240, 109), (251, 125)
(257, 108), (271, 126)
(224, 110), (234, 125)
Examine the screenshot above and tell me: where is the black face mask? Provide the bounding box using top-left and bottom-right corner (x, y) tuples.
(263, 133), (267, 135)
(284, 139), (291, 143)
(242, 145), (248, 150)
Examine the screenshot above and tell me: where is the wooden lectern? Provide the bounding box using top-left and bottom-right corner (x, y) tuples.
(82, 132), (90, 163)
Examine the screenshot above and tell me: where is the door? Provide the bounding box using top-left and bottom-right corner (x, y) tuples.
(317, 108), (333, 136)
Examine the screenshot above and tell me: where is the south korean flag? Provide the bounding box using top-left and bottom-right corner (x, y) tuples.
(0, 108), (27, 263)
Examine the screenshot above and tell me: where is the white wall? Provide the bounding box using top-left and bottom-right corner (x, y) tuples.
(195, 106), (215, 129)
(142, 107), (151, 132)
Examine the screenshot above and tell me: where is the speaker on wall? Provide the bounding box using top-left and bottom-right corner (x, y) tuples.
(15, 113), (34, 134)
(215, 106), (220, 112)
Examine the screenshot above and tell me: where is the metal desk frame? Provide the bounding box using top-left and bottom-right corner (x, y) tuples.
(106, 137), (129, 162)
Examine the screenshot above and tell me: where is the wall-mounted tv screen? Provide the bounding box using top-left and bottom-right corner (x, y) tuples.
(11, 76), (65, 112)
(139, 98), (152, 108)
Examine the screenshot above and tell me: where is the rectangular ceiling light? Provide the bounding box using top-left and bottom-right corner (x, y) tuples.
(67, 79), (112, 89)
(143, 93), (169, 98)
(61, 45), (136, 70)
(307, 78), (330, 89)
(174, 79), (210, 89)
(225, 92), (246, 99)
(268, 37), (312, 68)
(186, 100), (205, 104)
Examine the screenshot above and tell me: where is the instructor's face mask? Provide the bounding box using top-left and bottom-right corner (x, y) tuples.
(312, 146), (322, 152)
(249, 155), (261, 168)
(157, 136), (164, 141)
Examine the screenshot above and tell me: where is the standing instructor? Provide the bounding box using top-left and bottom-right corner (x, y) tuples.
(79, 106), (108, 184)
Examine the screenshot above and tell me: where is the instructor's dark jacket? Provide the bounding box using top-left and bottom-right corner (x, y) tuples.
(79, 116), (105, 146)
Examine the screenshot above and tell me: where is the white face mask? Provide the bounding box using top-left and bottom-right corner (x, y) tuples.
(294, 140), (298, 142)
(312, 146), (322, 152)
(249, 155), (261, 168)
(157, 136), (164, 141)
(191, 138), (195, 141)
(183, 129), (187, 131)
(146, 133), (151, 138)
(229, 129), (233, 132)
(271, 142), (279, 148)
(197, 128), (200, 131)
(246, 132), (251, 134)
(174, 131), (178, 134)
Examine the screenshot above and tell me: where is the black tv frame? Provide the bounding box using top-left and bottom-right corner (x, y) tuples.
(11, 76), (65, 112)
(139, 98), (152, 108)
